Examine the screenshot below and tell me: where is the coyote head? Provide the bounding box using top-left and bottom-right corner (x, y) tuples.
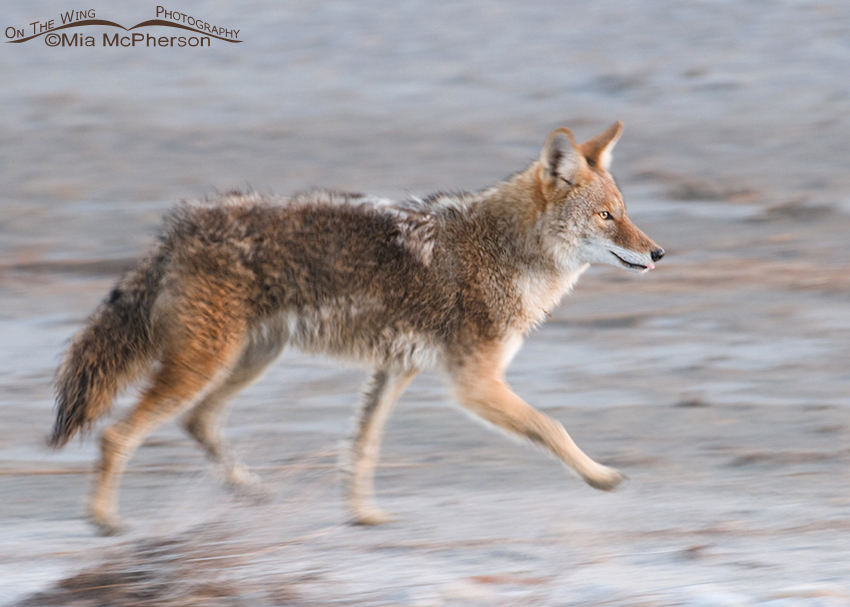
(536, 122), (664, 273)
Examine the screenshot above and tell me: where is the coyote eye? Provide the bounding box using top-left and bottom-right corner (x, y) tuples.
(598, 211), (612, 220)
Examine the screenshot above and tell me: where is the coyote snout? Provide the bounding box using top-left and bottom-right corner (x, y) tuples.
(52, 122), (662, 534)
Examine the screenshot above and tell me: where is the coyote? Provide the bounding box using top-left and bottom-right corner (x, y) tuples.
(50, 122), (663, 534)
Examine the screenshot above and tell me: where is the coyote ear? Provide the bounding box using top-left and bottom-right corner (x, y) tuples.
(540, 127), (588, 187)
(580, 121), (623, 171)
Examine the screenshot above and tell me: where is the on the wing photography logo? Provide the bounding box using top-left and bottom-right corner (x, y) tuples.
(5, 6), (241, 47)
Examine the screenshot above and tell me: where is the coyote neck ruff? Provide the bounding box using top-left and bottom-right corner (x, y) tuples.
(51, 122), (664, 534)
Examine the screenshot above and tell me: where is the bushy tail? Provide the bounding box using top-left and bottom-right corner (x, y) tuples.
(49, 252), (166, 448)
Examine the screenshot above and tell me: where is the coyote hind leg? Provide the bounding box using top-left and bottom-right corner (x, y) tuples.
(89, 306), (246, 535)
(348, 368), (417, 525)
(184, 334), (284, 495)
(451, 363), (624, 492)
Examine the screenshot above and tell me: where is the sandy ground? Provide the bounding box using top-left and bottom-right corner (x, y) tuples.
(2, 1), (850, 605)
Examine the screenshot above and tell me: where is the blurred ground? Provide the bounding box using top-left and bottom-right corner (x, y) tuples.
(2, 1), (850, 605)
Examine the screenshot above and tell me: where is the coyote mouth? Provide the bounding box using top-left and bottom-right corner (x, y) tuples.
(611, 252), (649, 271)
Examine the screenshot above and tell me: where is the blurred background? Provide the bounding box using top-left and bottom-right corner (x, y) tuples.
(2, 2), (850, 605)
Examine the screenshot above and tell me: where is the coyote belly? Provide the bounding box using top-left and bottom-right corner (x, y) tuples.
(50, 122), (663, 534)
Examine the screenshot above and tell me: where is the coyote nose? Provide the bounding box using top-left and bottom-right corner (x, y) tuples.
(650, 248), (665, 262)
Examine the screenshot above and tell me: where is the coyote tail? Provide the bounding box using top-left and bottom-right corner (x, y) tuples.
(49, 252), (166, 448)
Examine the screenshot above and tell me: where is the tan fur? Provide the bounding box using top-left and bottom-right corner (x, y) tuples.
(51, 123), (663, 534)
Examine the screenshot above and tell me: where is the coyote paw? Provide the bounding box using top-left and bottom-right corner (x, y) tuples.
(583, 465), (626, 491)
(226, 474), (272, 504)
(224, 464), (262, 486)
(351, 506), (395, 526)
(222, 465), (270, 502)
(89, 512), (127, 536)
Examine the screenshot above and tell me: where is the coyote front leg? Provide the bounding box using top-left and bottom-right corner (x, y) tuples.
(348, 368), (417, 525)
(451, 361), (624, 491)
